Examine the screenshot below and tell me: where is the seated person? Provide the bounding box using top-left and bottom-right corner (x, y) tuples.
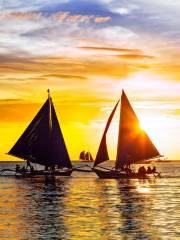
(125, 166), (132, 174)
(147, 166), (152, 174)
(138, 166), (146, 176)
(30, 165), (35, 174)
(152, 166), (157, 174)
(15, 164), (20, 172)
(26, 160), (31, 170)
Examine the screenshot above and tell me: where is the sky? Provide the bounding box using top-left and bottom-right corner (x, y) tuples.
(0, 0), (180, 161)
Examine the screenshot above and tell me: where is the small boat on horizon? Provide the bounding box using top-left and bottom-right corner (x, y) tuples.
(93, 90), (161, 179)
(79, 151), (94, 162)
(7, 90), (73, 177)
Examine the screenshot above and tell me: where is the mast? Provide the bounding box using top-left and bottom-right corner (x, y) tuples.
(93, 100), (119, 167)
(115, 90), (160, 169)
(47, 89), (52, 135)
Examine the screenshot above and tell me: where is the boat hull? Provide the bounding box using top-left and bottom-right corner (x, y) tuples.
(93, 168), (149, 179)
(17, 169), (73, 177)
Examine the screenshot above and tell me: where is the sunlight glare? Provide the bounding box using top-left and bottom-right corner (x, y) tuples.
(137, 187), (151, 194)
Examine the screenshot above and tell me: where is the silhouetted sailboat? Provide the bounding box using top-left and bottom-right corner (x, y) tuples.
(8, 90), (73, 176)
(79, 151), (93, 162)
(79, 151), (86, 160)
(93, 90), (161, 179)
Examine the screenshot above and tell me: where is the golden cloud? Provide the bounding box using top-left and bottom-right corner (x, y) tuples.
(116, 54), (154, 60)
(94, 17), (111, 23)
(1, 12), (42, 20)
(0, 54), (149, 82)
(150, 62), (180, 81)
(79, 46), (143, 54)
(42, 74), (88, 80)
(0, 11), (111, 24)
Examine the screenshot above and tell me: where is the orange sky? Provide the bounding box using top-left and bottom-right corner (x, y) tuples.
(0, 1), (180, 161)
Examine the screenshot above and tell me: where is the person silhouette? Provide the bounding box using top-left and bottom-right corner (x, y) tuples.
(147, 166), (152, 174)
(152, 166), (156, 174)
(15, 164), (20, 172)
(26, 160), (31, 170)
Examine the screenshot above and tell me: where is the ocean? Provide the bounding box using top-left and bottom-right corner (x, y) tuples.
(0, 161), (179, 240)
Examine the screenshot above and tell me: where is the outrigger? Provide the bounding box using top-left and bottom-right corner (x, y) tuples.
(92, 90), (161, 179)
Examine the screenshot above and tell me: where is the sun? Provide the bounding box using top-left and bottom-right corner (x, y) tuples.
(138, 116), (158, 139)
(139, 119), (149, 131)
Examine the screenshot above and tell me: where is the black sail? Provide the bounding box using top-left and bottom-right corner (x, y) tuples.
(94, 100), (119, 167)
(8, 95), (72, 168)
(50, 100), (72, 168)
(8, 99), (51, 165)
(115, 90), (160, 169)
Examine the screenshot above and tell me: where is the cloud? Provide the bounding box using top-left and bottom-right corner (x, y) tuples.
(152, 62), (180, 81)
(0, 54), (133, 77)
(111, 7), (132, 15)
(42, 74), (88, 80)
(0, 53), (152, 104)
(79, 46), (142, 54)
(116, 54), (154, 60)
(0, 99), (23, 103)
(0, 11), (111, 23)
(94, 17), (111, 23)
(0, 11), (42, 20)
(53, 12), (94, 23)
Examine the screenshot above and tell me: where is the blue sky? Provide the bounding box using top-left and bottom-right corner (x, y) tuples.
(0, 0), (180, 59)
(1, 0), (180, 59)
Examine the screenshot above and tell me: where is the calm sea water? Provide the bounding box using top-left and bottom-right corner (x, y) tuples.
(0, 161), (179, 240)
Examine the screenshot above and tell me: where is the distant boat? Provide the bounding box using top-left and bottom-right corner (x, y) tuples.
(79, 151), (94, 162)
(8, 90), (73, 176)
(93, 90), (161, 179)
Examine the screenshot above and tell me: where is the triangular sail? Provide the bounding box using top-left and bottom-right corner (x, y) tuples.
(85, 152), (90, 161)
(94, 100), (119, 167)
(89, 153), (94, 161)
(115, 90), (160, 169)
(8, 99), (52, 166)
(8, 92), (72, 168)
(50, 100), (72, 168)
(80, 151), (86, 160)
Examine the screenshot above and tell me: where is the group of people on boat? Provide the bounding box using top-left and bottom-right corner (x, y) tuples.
(116, 164), (158, 178)
(137, 166), (157, 177)
(15, 160), (35, 175)
(138, 166), (156, 175)
(119, 165), (133, 174)
(16, 161), (62, 175)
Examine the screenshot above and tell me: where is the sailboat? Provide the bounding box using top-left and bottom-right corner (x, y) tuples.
(8, 90), (73, 177)
(93, 90), (161, 179)
(79, 151), (94, 162)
